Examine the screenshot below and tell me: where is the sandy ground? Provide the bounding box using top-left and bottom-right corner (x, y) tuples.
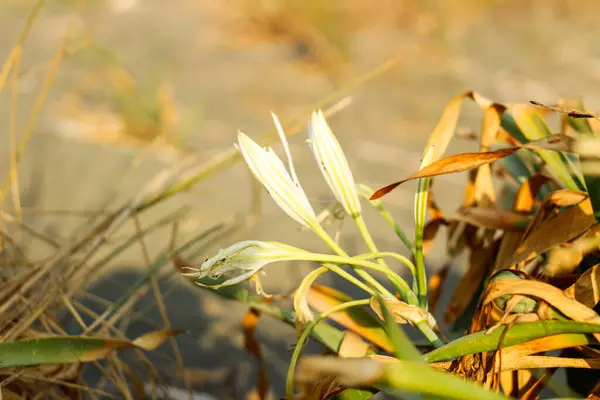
(2, 0), (600, 397)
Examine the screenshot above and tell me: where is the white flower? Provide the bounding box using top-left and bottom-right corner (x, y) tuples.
(182, 240), (308, 288)
(237, 113), (318, 229)
(308, 110), (362, 217)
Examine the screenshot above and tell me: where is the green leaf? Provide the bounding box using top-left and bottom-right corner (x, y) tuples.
(378, 360), (510, 400)
(510, 107), (582, 190)
(333, 388), (376, 400)
(566, 107), (600, 221)
(300, 356), (510, 400)
(0, 330), (179, 368)
(425, 320), (600, 363)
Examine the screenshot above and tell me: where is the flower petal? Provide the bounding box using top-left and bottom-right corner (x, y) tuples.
(237, 131), (317, 228)
(309, 110), (361, 217)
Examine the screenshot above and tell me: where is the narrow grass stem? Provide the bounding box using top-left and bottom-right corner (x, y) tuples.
(415, 320), (443, 348)
(355, 252), (416, 280)
(321, 263), (375, 296)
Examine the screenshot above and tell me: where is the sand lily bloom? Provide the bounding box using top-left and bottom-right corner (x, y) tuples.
(237, 114), (318, 229)
(308, 110), (362, 218)
(182, 241), (309, 288)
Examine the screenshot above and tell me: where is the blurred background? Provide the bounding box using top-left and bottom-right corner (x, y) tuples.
(2, 0), (600, 398)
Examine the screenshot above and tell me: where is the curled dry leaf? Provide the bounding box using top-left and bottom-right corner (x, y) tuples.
(369, 297), (437, 330)
(371, 134), (574, 200)
(483, 279), (600, 340)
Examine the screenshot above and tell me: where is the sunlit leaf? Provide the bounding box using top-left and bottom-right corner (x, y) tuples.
(425, 320), (600, 363)
(371, 135), (574, 200)
(296, 356), (510, 400)
(0, 330), (181, 367)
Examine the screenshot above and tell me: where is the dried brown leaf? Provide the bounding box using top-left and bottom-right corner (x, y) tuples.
(451, 207), (529, 231)
(424, 91), (493, 162)
(513, 175), (550, 213)
(444, 242), (498, 324)
(564, 264), (600, 309)
(371, 134), (574, 199)
(338, 331), (371, 358)
(507, 197), (595, 268)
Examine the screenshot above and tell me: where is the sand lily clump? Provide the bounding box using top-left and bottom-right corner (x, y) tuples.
(183, 110), (438, 346)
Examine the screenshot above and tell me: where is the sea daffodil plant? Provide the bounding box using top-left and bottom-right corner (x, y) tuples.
(183, 110), (439, 346)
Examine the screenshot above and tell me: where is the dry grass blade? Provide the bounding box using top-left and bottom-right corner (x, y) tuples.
(530, 100), (600, 120)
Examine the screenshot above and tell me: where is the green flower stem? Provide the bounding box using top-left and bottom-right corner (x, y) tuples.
(311, 223), (396, 300)
(293, 251), (417, 306)
(321, 263), (375, 296)
(357, 184), (415, 256)
(354, 214), (410, 295)
(415, 320), (443, 348)
(353, 214), (385, 266)
(286, 299), (371, 400)
(414, 176), (430, 310)
(355, 252), (416, 279)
